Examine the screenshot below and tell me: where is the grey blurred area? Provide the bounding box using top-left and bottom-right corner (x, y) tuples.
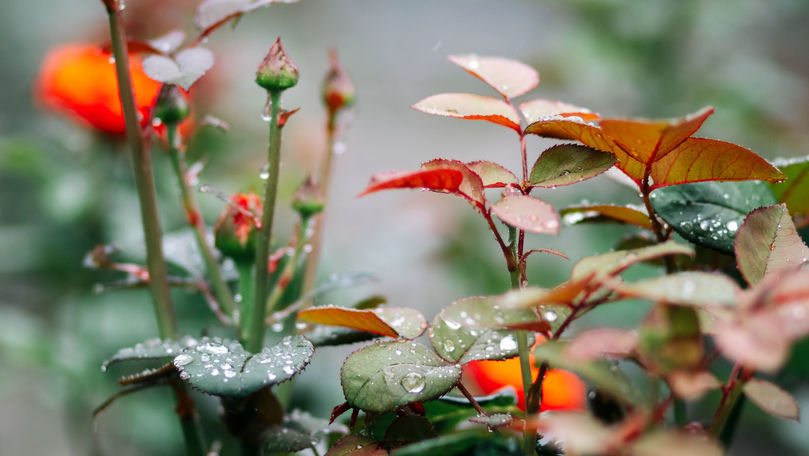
(1, 0), (807, 455)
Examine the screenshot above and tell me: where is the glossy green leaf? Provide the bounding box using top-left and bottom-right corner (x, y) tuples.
(650, 181), (778, 254)
(769, 156), (809, 216)
(263, 426), (316, 453)
(616, 271), (739, 307)
(448, 55), (539, 99)
(743, 378), (800, 420)
(529, 144), (615, 187)
(561, 204), (653, 231)
(341, 341), (461, 412)
(735, 204), (809, 285)
(412, 93), (522, 132)
(492, 195), (559, 234)
(518, 99), (599, 125)
(429, 296), (542, 363)
(142, 48), (214, 90)
(173, 336), (314, 397)
(466, 160), (518, 188)
(103, 335), (199, 371)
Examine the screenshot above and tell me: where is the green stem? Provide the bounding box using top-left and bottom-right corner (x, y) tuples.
(266, 217), (310, 315)
(507, 226), (533, 456)
(250, 89), (283, 353)
(166, 124), (236, 319)
(105, 0), (175, 339)
(710, 365), (748, 442)
(105, 5), (205, 455)
(237, 261), (255, 346)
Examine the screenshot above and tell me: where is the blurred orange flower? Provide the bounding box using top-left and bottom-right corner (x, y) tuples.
(34, 43), (161, 135)
(464, 341), (586, 412)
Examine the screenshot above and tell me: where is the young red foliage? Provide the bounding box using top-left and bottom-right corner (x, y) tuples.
(358, 168), (465, 197)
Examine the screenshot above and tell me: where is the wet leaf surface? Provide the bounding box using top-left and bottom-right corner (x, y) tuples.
(735, 204), (809, 285)
(412, 93), (522, 132)
(492, 195), (559, 234)
(530, 144), (615, 188)
(448, 54), (539, 99)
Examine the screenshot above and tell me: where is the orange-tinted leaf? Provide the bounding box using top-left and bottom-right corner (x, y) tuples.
(734, 204), (809, 286)
(466, 160), (518, 188)
(297, 306), (426, 339)
(492, 195), (560, 235)
(412, 93), (521, 132)
(668, 371), (721, 401)
(519, 99), (599, 125)
(649, 138), (786, 189)
(448, 55), (539, 99)
(421, 159), (486, 207)
(743, 378), (800, 421)
(561, 204), (653, 231)
(598, 107), (713, 164)
(358, 168), (464, 197)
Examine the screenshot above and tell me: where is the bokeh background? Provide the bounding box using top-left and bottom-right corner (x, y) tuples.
(1, 0), (808, 454)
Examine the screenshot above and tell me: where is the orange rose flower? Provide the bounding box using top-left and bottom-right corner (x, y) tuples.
(464, 340), (586, 412)
(34, 43), (161, 135)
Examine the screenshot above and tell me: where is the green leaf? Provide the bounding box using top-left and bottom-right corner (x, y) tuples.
(384, 415), (436, 446)
(650, 181), (777, 254)
(429, 296), (541, 363)
(341, 341), (462, 412)
(769, 156), (809, 216)
(173, 336), (314, 397)
(263, 425), (316, 453)
(735, 204), (809, 285)
(103, 335), (199, 371)
(423, 389), (518, 433)
(616, 271), (739, 307)
(529, 144), (615, 187)
(390, 430), (519, 456)
(637, 305), (703, 374)
(492, 195), (559, 235)
(743, 378), (800, 420)
(325, 434), (387, 456)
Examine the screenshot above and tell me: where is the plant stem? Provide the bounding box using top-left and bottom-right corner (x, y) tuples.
(250, 89), (283, 353)
(237, 260), (255, 345)
(710, 364), (750, 444)
(104, 4), (205, 455)
(166, 124), (236, 319)
(105, 0), (176, 339)
(266, 217), (310, 316)
(457, 382), (487, 415)
(300, 114), (337, 306)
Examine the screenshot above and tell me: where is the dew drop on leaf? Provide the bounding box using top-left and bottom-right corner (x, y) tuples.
(499, 335), (517, 351)
(174, 354), (194, 367)
(401, 372), (426, 393)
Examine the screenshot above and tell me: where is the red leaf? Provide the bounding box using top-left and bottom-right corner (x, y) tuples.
(412, 93), (522, 132)
(492, 195), (560, 235)
(358, 168), (464, 197)
(421, 159), (487, 208)
(519, 99), (599, 125)
(466, 160), (518, 188)
(448, 55), (539, 99)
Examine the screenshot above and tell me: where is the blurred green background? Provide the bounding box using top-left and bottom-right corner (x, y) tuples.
(1, 0), (808, 454)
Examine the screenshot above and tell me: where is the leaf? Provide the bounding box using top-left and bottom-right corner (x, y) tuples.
(564, 328), (637, 361)
(173, 336), (313, 397)
(560, 204), (653, 231)
(743, 378), (800, 420)
(142, 47), (215, 90)
(388, 430), (507, 456)
(325, 435), (387, 456)
(531, 412), (619, 455)
(571, 240), (694, 282)
(735, 204), (809, 285)
(424, 390), (518, 433)
(615, 271), (740, 307)
(529, 144), (616, 187)
(448, 54), (539, 99)
(305, 326), (380, 347)
(651, 180), (778, 254)
(714, 314), (791, 373)
(518, 99), (599, 125)
(384, 415), (436, 446)
(194, 0), (299, 29)
(102, 336), (200, 370)
(340, 341), (461, 412)
(769, 156), (809, 216)
(630, 430), (723, 456)
(421, 159), (487, 207)
(263, 425), (315, 453)
(667, 371), (720, 401)
(412, 93), (522, 132)
(493, 288), (573, 330)
(637, 305), (703, 374)
(466, 161), (518, 188)
(468, 413), (513, 428)
(429, 296), (546, 364)
(297, 305), (426, 339)
(359, 168), (464, 197)
(492, 195), (560, 234)
(148, 30), (186, 54)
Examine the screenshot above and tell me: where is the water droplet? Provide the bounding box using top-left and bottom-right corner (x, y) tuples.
(443, 340), (455, 353)
(699, 220), (710, 230)
(499, 335), (517, 351)
(726, 221), (738, 232)
(401, 372), (426, 393)
(174, 354), (194, 367)
(271, 322), (284, 332)
(333, 141), (347, 155)
(179, 371), (191, 380)
(152, 118), (162, 128)
(224, 369), (237, 379)
(468, 59), (480, 69)
(261, 94), (273, 121)
(259, 163), (270, 180)
(283, 366), (295, 375)
(444, 319), (462, 330)
(543, 310), (558, 322)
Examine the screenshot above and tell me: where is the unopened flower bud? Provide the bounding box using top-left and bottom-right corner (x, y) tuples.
(214, 192), (262, 261)
(153, 84), (190, 126)
(322, 50), (355, 114)
(291, 175), (324, 219)
(255, 37), (299, 92)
